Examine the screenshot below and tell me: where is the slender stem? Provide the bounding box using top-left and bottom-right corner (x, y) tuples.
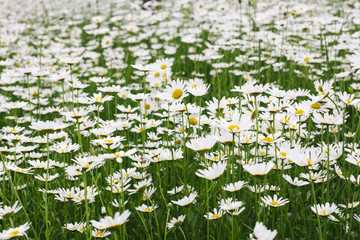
(310, 180), (323, 240)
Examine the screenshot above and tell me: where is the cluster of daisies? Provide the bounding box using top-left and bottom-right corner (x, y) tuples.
(0, 0), (360, 239)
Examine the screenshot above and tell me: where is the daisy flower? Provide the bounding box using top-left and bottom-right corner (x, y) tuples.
(239, 82), (270, 96)
(204, 208), (224, 220)
(92, 229), (111, 238)
(339, 202), (359, 209)
(160, 79), (188, 102)
(29, 120), (70, 132)
(243, 162), (275, 176)
(311, 203), (339, 216)
(349, 50), (360, 71)
(135, 204), (158, 213)
(217, 113), (252, 133)
(91, 210), (131, 230)
(287, 147), (324, 167)
(312, 112), (343, 125)
(344, 154), (360, 167)
(34, 173), (60, 182)
(0, 201), (22, 219)
(186, 135), (217, 152)
(171, 193), (197, 206)
(250, 222), (277, 240)
(167, 215), (185, 229)
(87, 92), (114, 104)
(283, 175), (310, 186)
(219, 198), (244, 211)
(186, 81), (210, 97)
(167, 185), (184, 195)
(223, 180), (247, 192)
(0, 222), (30, 239)
(63, 222), (85, 232)
(261, 195), (289, 207)
(195, 161), (227, 180)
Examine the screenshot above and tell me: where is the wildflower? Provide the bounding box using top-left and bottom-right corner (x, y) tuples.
(92, 229), (111, 238)
(186, 135), (217, 152)
(283, 175), (309, 186)
(29, 120), (70, 132)
(287, 147), (324, 167)
(339, 202), (359, 209)
(311, 203), (339, 216)
(171, 193), (197, 206)
(217, 113), (252, 133)
(261, 195), (289, 207)
(167, 185), (184, 195)
(91, 210), (131, 230)
(63, 222), (85, 232)
(239, 82), (270, 96)
(204, 208), (224, 220)
(186, 80), (210, 97)
(0, 201), (22, 219)
(167, 215), (185, 229)
(349, 50), (360, 71)
(243, 162), (275, 176)
(223, 181), (247, 192)
(219, 198), (244, 212)
(135, 204), (158, 213)
(34, 173), (60, 182)
(160, 79), (188, 102)
(87, 92), (114, 104)
(195, 161), (227, 180)
(0, 222), (30, 239)
(345, 154), (360, 167)
(312, 112), (343, 125)
(250, 222), (277, 240)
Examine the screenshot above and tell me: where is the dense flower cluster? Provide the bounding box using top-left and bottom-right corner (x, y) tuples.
(0, 0), (359, 239)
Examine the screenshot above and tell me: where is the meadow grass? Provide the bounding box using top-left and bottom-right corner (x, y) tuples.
(0, 0), (359, 239)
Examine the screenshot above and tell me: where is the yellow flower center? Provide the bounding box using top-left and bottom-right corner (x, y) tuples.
(9, 230), (20, 236)
(145, 207), (152, 211)
(311, 103), (320, 109)
(263, 136), (274, 142)
(189, 117), (198, 125)
(154, 72), (160, 77)
(347, 99), (352, 104)
(172, 89), (183, 99)
(145, 104), (150, 110)
(295, 109), (304, 115)
(105, 41), (110, 45)
(227, 125), (240, 132)
(280, 152), (287, 157)
(270, 201), (280, 206)
(211, 214), (220, 218)
(304, 57), (310, 62)
(160, 64), (167, 70)
(307, 158), (312, 165)
(96, 232), (105, 237)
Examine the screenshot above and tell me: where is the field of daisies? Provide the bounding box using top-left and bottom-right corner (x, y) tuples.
(1, 0), (360, 239)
